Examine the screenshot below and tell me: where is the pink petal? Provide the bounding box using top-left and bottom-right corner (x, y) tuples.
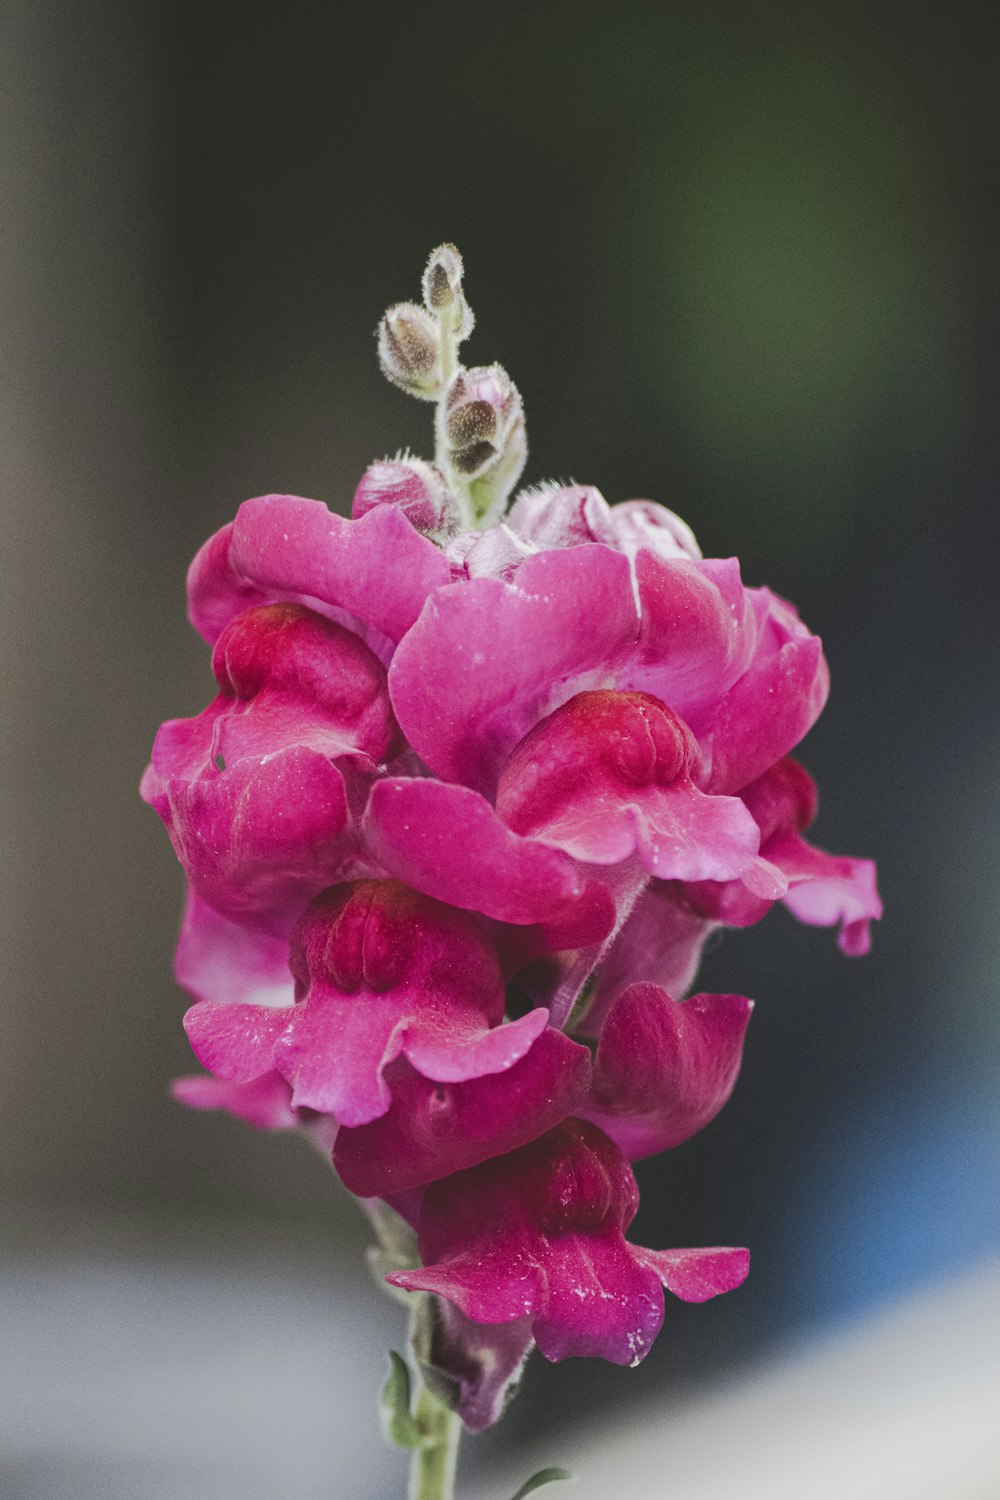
(629, 552), (757, 720)
(497, 691), (761, 881)
(164, 745), (351, 928)
(772, 835), (882, 955)
(631, 1246), (750, 1302)
(583, 983), (753, 1159)
(363, 777), (594, 927)
(183, 1000), (291, 1081)
(174, 889), (294, 1007)
(273, 988), (404, 1125)
(704, 635), (830, 795)
(188, 495), (451, 648)
(171, 1070), (297, 1129)
(402, 1005), (550, 1084)
(333, 1029), (591, 1197)
(389, 545), (638, 792)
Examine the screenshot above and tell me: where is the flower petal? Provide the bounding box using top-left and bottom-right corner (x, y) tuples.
(174, 889), (294, 1007)
(631, 1246), (750, 1302)
(183, 999), (291, 1081)
(188, 494), (451, 648)
(363, 777), (594, 927)
(583, 983), (752, 1159)
(171, 1070), (298, 1129)
(533, 1229), (665, 1365)
(334, 1029), (591, 1197)
(389, 545), (638, 792)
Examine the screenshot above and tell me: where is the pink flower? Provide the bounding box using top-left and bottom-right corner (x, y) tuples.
(183, 880), (554, 1129)
(141, 602), (398, 932)
(680, 757), (883, 956)
(580, 982), (753, 1160)
(388, 1119), (749, 1366)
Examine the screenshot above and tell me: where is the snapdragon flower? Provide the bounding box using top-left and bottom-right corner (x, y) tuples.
(144, 245), (880, 1500)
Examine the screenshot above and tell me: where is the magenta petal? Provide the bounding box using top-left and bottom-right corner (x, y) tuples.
(583, 984), (753, 1159)
(174, 890), (293, 1006)
(165, 745), (350, 928)
(632, 781), (762, 881)
(534, 1229), (664, 1365)
(706, 635), (830, 795)
(171, 1070), (297, 1129)
(402, 1005), (550, 1084)
(334, 1030), (591, 1197)
(389, 1255), (545, 1326)
(273, 990), (404, 1126)
(389, 545), (638, 792)
(773, 836), (882, 955)
(632, 1246), (750, 1302)
(189, 495), (451, 648)
(363, 778), (592, 926)
(588, 883), (715, 1033)
(183, 1000), (291, 1081)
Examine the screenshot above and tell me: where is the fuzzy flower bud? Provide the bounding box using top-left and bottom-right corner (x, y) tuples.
(442, 364), (527, 523)
(377, 302), (441, 399)
(422, 242), (474, 340)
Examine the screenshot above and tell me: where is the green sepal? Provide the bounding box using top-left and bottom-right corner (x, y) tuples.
(379, 1350), (423, 1450)
(508, 1468), (574, 1499)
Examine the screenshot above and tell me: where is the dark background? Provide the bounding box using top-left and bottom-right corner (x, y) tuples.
(3, 0), (998, 1480)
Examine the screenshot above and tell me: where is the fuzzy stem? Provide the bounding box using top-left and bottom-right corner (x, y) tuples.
(408, 1383), (461, 1500)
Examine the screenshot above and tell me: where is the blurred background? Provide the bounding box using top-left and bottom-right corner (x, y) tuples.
(2, 2), (998, 1496)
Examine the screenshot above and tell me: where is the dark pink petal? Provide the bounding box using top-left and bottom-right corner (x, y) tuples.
(183, 999), (292, 1081)
(631, 1246), (750, 1302)
(391, 1253), (545, 1326)
(174, 889), (294, 1007)
(188, 494), (451, 648)
(171, 1070), (298, 1129)
(389, 546), (638, 792)
(583, 983), (753, 1159)
(680, 760), (881, 952)
(587, 883), (716, 1033)
(497, 691), (762, 882)
(533, 1229), (665, 1365)
(363, 777), (596, 927)
(333, 1029), (591, 1196)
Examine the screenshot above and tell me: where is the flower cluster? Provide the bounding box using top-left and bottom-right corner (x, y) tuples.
(143, 247), (880, 1431)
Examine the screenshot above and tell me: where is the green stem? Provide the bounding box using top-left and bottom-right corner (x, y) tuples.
(408, 1383), (461, 1500)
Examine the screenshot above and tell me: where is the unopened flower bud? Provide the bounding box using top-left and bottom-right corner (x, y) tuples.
(422, 243), (474, 340)
(377, 302), (441, 399)
(352, 457), (457, 536)
(444, 365), (521, 478)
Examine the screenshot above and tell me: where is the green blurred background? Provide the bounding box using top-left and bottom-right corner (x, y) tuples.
(2, 0), (998, 1490)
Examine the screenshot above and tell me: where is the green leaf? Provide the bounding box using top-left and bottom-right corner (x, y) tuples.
(508, 1468), (574, 1499)
(379, 1350), (422, 1449)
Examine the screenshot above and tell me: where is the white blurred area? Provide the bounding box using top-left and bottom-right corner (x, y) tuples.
(475, 1261), (1000, 1500)
(3, 1201), (997, 1499)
